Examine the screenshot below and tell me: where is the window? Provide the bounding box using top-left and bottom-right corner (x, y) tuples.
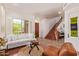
(13, 19), (24, 34)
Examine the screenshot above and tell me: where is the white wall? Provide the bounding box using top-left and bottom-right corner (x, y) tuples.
(39, 17), (60, 38)
(65, 4), (79, 51)
(28, 16), (35, 35)
(0, 4), (6, 38)
(57, 20), (64, 33)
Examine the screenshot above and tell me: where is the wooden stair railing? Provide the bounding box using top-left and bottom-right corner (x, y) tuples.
(45, 17), (63, 40)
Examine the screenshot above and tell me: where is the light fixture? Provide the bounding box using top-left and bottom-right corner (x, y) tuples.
(35, 19), (39, 23)
(58, 11), (62, 15)
(35, 16), (40, 23)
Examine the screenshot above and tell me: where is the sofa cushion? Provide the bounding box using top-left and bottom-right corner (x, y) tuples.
(18, 34), (29, 39)
(17, 33), (34, 39)
(43, 45), (59, 56)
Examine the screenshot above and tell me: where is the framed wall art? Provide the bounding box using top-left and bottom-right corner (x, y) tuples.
(70, 17), (78, 37)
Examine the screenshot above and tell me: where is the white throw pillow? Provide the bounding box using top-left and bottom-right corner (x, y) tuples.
(18, 34), (29, 39)
(5, 34), (18, 41)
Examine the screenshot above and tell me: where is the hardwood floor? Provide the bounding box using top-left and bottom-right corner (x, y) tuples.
(7, 46), (25, 56)
(7, 45), (43, 56)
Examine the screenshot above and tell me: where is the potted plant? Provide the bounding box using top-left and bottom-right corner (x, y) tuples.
(0, 38), (7, 50)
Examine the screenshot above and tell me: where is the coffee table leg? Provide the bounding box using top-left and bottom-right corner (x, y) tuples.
(36, 45), (39, 50)
(29, 44), (35, 54)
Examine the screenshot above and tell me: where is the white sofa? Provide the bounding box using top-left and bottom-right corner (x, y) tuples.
(5, 33), (35, 49)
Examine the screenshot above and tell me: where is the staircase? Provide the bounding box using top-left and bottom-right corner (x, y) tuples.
(45, 17), (62, 40)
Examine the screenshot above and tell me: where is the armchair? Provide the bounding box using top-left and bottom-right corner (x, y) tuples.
(42, 42), (77, 56)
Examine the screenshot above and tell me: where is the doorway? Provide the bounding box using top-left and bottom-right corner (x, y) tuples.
(35, 23), (39, 38)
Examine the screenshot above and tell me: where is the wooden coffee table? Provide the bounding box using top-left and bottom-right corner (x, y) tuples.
(29, 40), (39, 54)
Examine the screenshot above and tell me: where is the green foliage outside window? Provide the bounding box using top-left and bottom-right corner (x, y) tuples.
(13, 22), (21, 34)
(13, 19), (24, 34)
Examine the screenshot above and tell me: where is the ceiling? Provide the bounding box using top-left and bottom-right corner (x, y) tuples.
(3, 3), (64, 19)
(64, 3), (79, 10)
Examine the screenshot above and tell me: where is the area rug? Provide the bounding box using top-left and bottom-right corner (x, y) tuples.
(14, 46), (43, 56)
